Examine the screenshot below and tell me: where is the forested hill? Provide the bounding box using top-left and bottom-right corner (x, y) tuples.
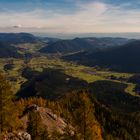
(0, 42), (22, 58)
(0, 33), (39, 44)
(63, 40), (140, 73)
(40, 37), (130, 54)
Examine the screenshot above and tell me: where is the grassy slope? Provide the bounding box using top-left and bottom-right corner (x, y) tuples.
(0, 58), (26, 93)
(15, 42), (44, 54)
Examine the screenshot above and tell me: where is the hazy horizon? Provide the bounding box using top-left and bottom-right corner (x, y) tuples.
(33, 32), (140, 39)
(0, 31), (140, 39)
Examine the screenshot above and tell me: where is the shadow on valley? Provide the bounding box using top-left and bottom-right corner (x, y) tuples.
(17, 68), (140, 113)
(17, 68), (88, 100)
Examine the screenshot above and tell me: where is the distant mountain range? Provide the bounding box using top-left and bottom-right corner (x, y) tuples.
(40, 37), (131, 54)
(1, 32), (140, 73)
(34, 32), (140, 39)
(38, 36), (60, 43)
(0, 33), (63, 58)
(63, 40), (140, 73)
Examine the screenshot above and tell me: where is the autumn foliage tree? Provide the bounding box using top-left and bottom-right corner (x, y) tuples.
(73, 92), (102, 140)
(0, 73), (21, 133)
(60, 91), (103, 140)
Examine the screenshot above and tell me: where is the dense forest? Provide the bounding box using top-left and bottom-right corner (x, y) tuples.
(63, 40), (140, 73)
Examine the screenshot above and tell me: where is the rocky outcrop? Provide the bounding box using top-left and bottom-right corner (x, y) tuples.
(2, 131), (31, 140)
(39, 107), (74, 134)
(21, 104), (74, 135)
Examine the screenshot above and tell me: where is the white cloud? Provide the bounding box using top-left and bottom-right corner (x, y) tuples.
(0, 1), (140, 33)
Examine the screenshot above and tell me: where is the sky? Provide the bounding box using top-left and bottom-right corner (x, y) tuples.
(0, 0), (140, 34)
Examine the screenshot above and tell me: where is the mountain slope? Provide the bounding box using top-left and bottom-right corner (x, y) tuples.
(63, 40), (140, 72)
(89, 80), (140, 113)
(0, 42), (22, 58)
(40, 38), (93, 54)
(40, 37), (130, 54)
(0, 33), (39, 44)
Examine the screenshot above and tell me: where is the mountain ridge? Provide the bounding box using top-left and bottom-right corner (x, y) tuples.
(63, 40), (140, 72)
(40, 37), (131, 54)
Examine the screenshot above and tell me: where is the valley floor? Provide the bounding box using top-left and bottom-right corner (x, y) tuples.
(0, 56), (138, 97)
